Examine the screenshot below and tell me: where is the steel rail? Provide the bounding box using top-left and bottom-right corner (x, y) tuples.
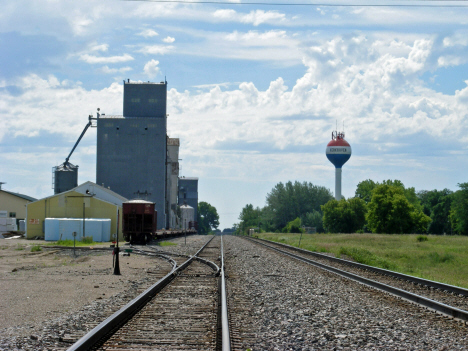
(246, 237), (468, 322)
(220, 235), (231, 351)
(133, 250), (178, 268)
(253, 237), (468, 297)
(67, 235), (216, 351)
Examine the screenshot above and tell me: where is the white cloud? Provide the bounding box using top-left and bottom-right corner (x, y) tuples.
(213, 9), (237, 20)
(80, 53), (134, 64)
(90, 43), (108, 52)
(138, 45), (174, 55)
(166, 35), (468, 159)
(174, 29), (302, 64)
(225, 30), (288, 45)
(0, 74), (123, 140)
(163, 36), (175, 43)
(213, 9), (285, 26)
(143, 59), (160, 78)
(193, 82), (237, 89)
(101, 65), (133, 74)
(3, 33), (468, 213)
(438, 55), (465, 67)
(138, 29), (159, 37)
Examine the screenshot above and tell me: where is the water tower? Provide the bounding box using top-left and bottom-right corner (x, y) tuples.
(326, 130), (352, 200)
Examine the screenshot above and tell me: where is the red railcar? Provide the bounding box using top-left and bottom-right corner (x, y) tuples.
(122, 200), (157, 244)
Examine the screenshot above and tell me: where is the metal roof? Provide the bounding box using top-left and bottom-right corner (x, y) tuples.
(0, 190), (37, 202)
(28, 181), (128, 205)
(127, 199), (154, 204)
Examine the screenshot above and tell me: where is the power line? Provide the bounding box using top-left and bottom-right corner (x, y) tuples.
(122, 0), (468, 7)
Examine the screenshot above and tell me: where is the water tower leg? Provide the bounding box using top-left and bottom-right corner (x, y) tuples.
(335, 167), (342, 200)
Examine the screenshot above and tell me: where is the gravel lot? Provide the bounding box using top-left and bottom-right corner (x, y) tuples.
(0, 235), (210, 350)
(224, 235), (468, 350)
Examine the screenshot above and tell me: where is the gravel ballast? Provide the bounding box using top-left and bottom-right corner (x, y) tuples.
(224, 235), (468, 350)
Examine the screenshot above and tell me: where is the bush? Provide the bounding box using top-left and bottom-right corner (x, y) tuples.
(282, 217), (303, 233)
(417, 235), (428, 242)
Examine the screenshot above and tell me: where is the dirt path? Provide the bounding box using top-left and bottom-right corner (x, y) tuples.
(0, 238), (170, 331)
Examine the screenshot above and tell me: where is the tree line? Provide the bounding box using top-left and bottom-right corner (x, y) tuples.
(236, 180), (468, 235)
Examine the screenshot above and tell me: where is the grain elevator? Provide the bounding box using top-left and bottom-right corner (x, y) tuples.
(96, 80), (167, 228)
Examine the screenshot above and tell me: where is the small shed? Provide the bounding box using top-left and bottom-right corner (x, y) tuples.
(26, 181), (128, 241)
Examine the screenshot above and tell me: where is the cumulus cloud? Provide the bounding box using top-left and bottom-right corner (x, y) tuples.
(80, 53), (134, 64)
(438, 55), (466, 67)
(90, 43), (108, 52)
(138, 29), (159, 37)
(163, 36), (175, 43)
(0, 74), (123, 140)
(3, 33), (468, 204)
(143, 59), (160, 78)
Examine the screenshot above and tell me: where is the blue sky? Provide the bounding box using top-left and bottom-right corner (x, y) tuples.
(1, 1), (468, 229)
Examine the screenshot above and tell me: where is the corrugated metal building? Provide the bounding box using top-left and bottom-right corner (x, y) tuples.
(167, 138), (180, 228)
(26, 181), (127, 240)
(96, 80), (167, 229)
(178, 177), (198, 220)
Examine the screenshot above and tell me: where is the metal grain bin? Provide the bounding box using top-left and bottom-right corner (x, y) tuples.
(180, 204), (194, 230)
(53, 162), (78, 194)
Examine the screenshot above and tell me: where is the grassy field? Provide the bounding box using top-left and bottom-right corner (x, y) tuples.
(257, 233), (468, 289)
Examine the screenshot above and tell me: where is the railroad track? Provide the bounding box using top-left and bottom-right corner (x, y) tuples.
(244, 236), (468, 323)
(67, 235), (232, 351)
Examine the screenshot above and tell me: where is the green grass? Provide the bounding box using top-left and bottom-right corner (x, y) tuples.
(14, 245), (24, 251)
(157, 241), (177, 246)
(31, 245), (42, 252)
(46, 239), (98, 247)
(258, 232), (468, 289)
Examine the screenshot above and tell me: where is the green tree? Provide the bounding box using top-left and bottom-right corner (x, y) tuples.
(367, 184), (431, 234)
(238, 204), (261, 234)
(197, 201), (220, 234)
(266, 181), (333, 230)
(450, 183), (468, 235)
(321, 197), (367, 233)
(356, 179), (422, 210)
(418, 189), (453, 234)
(302, 210), (324, 232)
(355, 179), (377, 203)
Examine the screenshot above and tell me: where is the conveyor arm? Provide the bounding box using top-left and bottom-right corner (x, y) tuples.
(64, 115), (94, 165)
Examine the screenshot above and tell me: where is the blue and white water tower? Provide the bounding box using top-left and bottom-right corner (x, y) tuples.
(326, 131), (352, 200)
